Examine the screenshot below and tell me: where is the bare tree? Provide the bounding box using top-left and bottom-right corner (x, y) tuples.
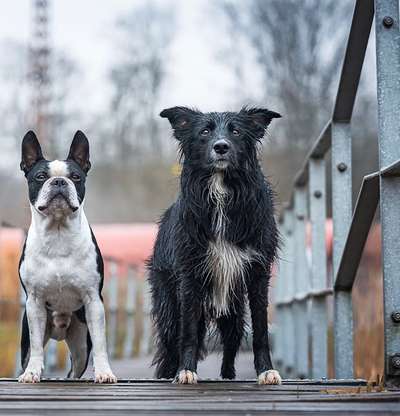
(0, 40), (29, 163)
(221, 0), (354, 150)
(0, 40), (83, 227)
(49, 52), (83, 158)
(108, 2), (175, 164)
(218, 0), (380, 206)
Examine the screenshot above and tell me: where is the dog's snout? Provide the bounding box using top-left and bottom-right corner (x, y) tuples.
(213, 139), (230, 155)
(51, 177), (67, 188)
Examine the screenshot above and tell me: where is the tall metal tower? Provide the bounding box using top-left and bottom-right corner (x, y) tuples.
(28, 0), (51, 146)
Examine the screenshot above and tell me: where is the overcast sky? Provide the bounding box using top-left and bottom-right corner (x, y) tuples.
(0, 0), (263, 119)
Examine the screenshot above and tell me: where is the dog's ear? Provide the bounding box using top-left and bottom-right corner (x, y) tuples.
(160, 107), (198, 138)
(68, 131), (91, 173)
(20, 131), (43, 174)
(242, 107), (282, 132)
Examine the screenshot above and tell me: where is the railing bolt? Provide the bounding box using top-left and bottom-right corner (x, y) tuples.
(297, 214), (304, 221)
(391, 355), (400, 369)
(391, 311), (400, 323)
(314, 190), (322, 199)
(383, 16), (394, 28)
(337, 162), (347, 172)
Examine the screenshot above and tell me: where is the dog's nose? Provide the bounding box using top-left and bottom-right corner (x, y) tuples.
(51, 178), (67, 188)
(213, 140), (230, 155)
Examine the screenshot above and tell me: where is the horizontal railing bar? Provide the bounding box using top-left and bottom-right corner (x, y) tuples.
(333, 0), (374, 122)
(275, 288), (333, 307)
(334, 171), (380, 291)
(381, 158), (400, 176)
(103, 256), (141, 270)
(294, 122), (331, 188)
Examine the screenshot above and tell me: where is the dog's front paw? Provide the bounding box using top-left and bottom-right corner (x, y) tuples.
(258, 370), (282, 385)
(18, 366), (42, 383)
(221, 366), (236, 380)
(94, 368), (117, 384)
(175, 369), (198, 384)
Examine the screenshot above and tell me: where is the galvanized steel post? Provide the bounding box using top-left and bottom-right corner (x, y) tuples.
(293, 186), (310, 378)
(140, 279), (153, 356)
(309, 157), (328, 378)
(273, 267), (282, 368)
(123, 267), (137, 358)
(107, 261), (119, 359)
(274, 217), (286, 371)
(283, 208), (296, 376)
(45, 340), (58, 374)
(375, 0), (400, 387)
(331, 122), (353, 378)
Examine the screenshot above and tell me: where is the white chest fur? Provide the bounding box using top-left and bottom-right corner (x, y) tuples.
(20, 207), (100, 313)
(206, 173), (255, 317)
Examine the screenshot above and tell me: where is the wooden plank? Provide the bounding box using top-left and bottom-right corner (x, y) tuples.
(0, 380), (399, 415)
(0, 377), (369, 385)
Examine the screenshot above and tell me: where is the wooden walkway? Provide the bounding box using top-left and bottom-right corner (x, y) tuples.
(0, 378), (399, 415)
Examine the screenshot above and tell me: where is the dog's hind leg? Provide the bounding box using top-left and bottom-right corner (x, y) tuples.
(65, 313), (92, 378)
(247, 266), (281, 385)
(217, 297), (245, 379)
(149, 271), (179, 379)
(20, 309), (30, 371)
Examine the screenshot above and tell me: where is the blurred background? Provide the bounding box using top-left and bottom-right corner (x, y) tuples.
(0, 0), (383, 380)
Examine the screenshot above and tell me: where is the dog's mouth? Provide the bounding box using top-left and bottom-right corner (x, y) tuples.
(214, 158), (229, 170)
(38, 193), (79, 213)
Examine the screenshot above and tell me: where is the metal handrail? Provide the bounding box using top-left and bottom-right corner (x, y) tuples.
(102, 257), (152, 360)
(273, 0), (400, 387)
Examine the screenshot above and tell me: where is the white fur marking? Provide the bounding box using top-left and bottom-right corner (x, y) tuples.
(49, 160), (68, 177)
(206, 239), (252, 317)
(208, 173), (228, 234)
(206, 172), (257, 317)
(176, 370), (198, 384)
(258, 370), (282, 385)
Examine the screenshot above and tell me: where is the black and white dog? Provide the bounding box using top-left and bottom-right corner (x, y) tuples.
(18, 131), (116, 383)
(148, 106), (281, 384)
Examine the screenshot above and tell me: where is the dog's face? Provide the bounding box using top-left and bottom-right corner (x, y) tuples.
(20, 131), (91, 219)
(160, 107), (281, 171)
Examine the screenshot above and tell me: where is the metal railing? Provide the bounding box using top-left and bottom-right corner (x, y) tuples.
(14, 256), (152, 376)
(273, 0), (400, 387)
(104, 257), (153, 360)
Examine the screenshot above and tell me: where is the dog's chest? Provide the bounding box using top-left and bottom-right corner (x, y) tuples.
(20, 226), (100, 312)
(206, 238), (253, 316)
(206, 174), (255, 316)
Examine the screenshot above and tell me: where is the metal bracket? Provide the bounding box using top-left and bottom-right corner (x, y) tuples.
(388, 354), (400, 375)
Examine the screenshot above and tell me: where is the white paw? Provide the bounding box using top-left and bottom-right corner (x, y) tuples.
(94, 369), (117, 384)
(175, 369), (198, 384)
(18, 367), (42, 383)
(258, 369), (282, 385)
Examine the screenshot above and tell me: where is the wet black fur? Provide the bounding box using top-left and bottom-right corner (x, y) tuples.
(148, 106), (281, 380)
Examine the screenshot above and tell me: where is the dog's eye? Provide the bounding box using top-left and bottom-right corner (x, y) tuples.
(71, 173), (81, 182)
(200, 129), (210, 136)
(35, 172), (47, 181)
(232, 129), (240, 136)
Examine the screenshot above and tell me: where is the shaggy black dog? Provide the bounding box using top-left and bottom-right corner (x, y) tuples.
(148, 106), (282, 384)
